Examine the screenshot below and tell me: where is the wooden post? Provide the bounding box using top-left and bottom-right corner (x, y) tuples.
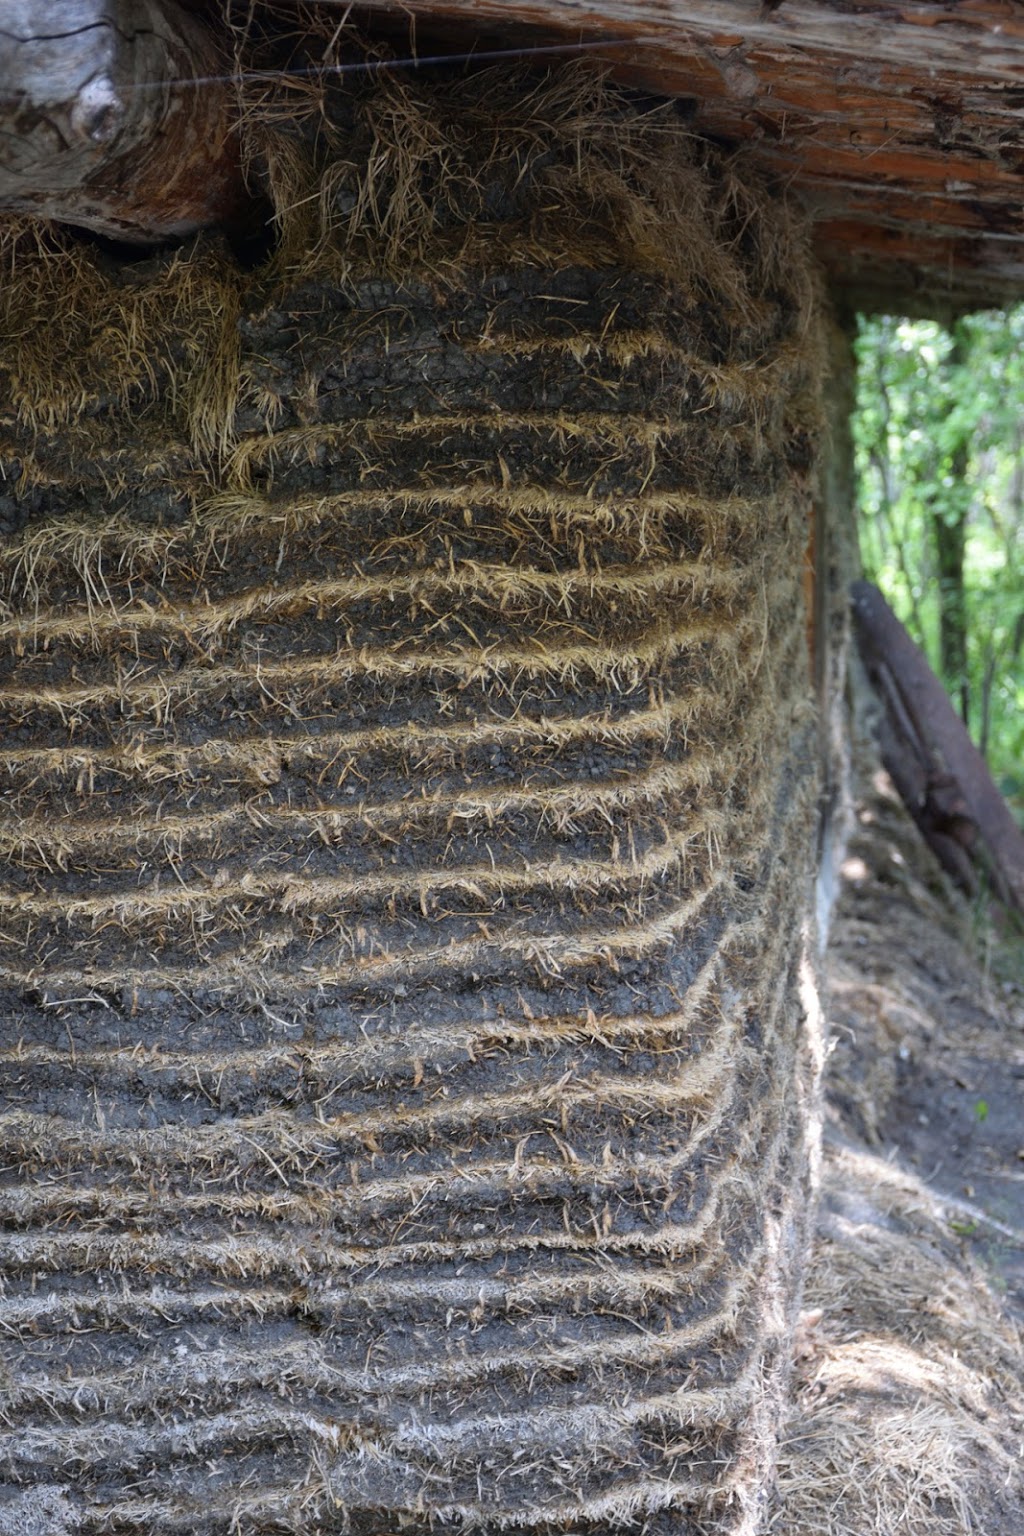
(0, 0), (246, 241)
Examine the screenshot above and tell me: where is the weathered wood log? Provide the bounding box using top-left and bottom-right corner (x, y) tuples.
(852, 578), (1024, 915)
(0, 0), (245, 240)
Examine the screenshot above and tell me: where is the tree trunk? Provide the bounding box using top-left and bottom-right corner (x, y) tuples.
(931, 322), (971, 726)
(851, 580), (1024, 914)
(0, 64), (824, 1534)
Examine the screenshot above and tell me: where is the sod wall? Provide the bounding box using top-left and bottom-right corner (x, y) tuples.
(0, 40), (825, 1535)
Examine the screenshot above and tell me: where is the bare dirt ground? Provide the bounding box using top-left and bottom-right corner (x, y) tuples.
(827, 771), (1024, 1316)
(773, 769), (1024, 1536)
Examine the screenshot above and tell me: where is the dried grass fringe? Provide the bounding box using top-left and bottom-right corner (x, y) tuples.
(0, 5), (822, 471)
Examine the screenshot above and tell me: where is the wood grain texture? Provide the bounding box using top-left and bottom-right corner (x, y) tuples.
(5, 1), (1021, 303)
(0, 0), (244, 239)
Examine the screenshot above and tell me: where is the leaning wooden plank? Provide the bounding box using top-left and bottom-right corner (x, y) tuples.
(0, 0), (244, 240)
(851, 579), (1024, 915)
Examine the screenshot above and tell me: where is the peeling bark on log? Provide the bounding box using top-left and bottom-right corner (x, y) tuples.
(851, 579), (1024, 916)
(0, 0), (245, 240)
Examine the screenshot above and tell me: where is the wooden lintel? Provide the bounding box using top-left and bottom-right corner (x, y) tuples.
(2, 0), (1023, 307)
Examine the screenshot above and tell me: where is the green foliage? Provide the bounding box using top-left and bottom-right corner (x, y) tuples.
(853, 311), (1024, 820)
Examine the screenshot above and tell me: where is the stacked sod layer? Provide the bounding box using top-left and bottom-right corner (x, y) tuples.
(0, 47), (823, 1536)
